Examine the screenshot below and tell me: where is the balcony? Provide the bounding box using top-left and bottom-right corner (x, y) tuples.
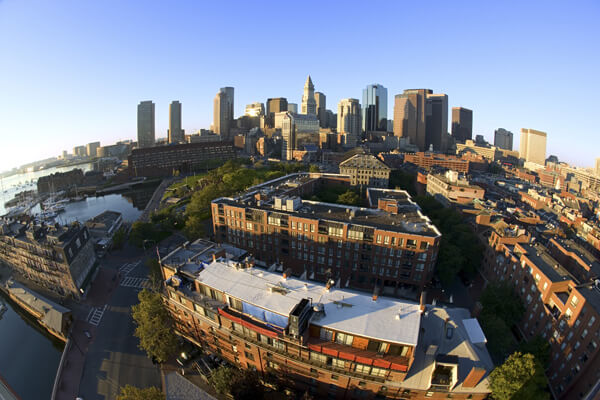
(306, 338), (410, 373)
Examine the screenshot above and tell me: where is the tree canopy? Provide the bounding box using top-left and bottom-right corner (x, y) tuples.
(131, 289), (178, 363)
(117, 385), (163, 400)
(489, 352), (549, 400)
(209, 366), (264, 400)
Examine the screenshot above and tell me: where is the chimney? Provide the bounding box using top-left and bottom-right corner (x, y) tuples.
(419, 291), (427, 313)
(283, 267), (292, 280)
(372, 286), (379, 302)
(462, 367), (486, 388)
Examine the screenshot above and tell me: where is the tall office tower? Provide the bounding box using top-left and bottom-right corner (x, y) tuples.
(213, 91), (230, 138)
(596, 157), (600, 177)
(494, 128), (513, 150)
(281, 112), (319, 161)
(244, 102), (264, 117)
(288, 103), (298, 114)
(326, 110), (337, 129)
(220, 86), (234, 121)
(519, 128), (547, 165)
(362, 84), (388, 132)
(425, 93), (448, 152)
(137, 101), (155, 148)
(266, 97), (288, 116)
(451, 107), (473, 143)
(168, 101), (184, 144)
(301, 75), (317, 115)
(393, 89), (431, 151)
(315, 92), (327, 127)
(337, 98), (361, 148)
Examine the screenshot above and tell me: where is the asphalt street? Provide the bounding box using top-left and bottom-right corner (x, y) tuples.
(78, 252), (161, 400)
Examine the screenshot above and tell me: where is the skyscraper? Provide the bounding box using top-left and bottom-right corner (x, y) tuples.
(362, 84), (388, 132)
(451, 107), (473, 143)
(519, 128), (547, 165)
(425, 93), (448, 152)
(137, 100), (155, 148)
(494, 128), (513, 150)
(315, 92), (326, 127)
(393, 89), (430, 151)
(301, 75), (316, 115)
(213, 87), (234, 138)
(337, 98), (361, 148)
(596, 157), (600, 177)
(281, 112), (319, 160)
(169, 101), (183, 144)
(266, 98), (288, 116)
(288, 103), (298, 114)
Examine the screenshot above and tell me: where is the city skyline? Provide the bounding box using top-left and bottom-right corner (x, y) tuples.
(0, 1), (599, 171)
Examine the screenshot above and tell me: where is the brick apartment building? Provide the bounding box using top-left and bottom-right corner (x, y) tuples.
(482, 228), (600, 399)
(160, 239), (493, 399)
(211, 173), (441, 298)
(403, 152), (487, 173)
(128, 141), (236, 177)
(0, 219), (97, 299)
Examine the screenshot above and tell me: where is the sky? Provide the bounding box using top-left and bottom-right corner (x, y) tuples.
(0, 0), (598, 171)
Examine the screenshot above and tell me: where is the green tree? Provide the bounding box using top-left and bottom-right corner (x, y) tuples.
(117, 385), (163, 400)
(518, 335), (551, 368)
(209, 366), (265, 400)
(489, 352), (549, 400)
(336, 190), (360, 206)
(481, 282), (525, 327)
(209, 366), (238, 395)
(479, 313), (516, 362)
(309, 164), (320, 173)
(112, 227), (127, 250)
(131, 289), (178, 363)
(145, 258), (162, 289)
(183, 214), (206, 240)
(129, 221), (155, 248)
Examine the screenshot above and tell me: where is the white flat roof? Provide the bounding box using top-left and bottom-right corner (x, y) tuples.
(196, 259), (421, 346)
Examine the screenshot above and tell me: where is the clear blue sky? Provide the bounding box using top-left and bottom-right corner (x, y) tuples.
(0, 0), (598, 171)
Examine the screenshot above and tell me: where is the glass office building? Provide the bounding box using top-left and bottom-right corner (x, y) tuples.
(362, 84), (388, 132)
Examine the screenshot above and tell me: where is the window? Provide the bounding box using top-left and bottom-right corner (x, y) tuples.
(354, 364), (371, 374)
(376, 235), (382, 244)
(310, 352), (327, 363)
(335, 332), (354, 346)
(371, 367), (386, 377)
(331, 374), (339, 380)
(320, 328), (333, 341)
(245, 351), (254, 361)
(331, 358), (345, 368)
(571, 296), (579, 308)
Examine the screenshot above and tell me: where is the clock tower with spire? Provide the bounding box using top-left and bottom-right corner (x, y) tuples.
(301, 75), (317, 115)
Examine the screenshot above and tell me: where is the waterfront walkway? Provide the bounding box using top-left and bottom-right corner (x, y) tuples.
(138, 177), (177, 222)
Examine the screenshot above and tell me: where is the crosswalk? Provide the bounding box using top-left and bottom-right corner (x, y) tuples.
(120, 276), (152, 289)
(87, 304), (107, 326)
(119, 260), (141, 275)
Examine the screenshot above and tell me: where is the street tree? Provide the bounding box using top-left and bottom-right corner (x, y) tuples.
(117, 385), (163, 400)
(131, 289), (178, 363)
(489, 352), (548, 400)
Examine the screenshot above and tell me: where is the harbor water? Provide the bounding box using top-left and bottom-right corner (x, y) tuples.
(0, 164), (159, 399)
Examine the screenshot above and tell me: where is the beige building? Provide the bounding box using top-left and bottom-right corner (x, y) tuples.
(137, 100), (155, 148)
(86, 141), (100, 157)
(426, 170), (485, 205)
(168, 101), (184, 144)
(393, 89), (430, 151)
(337, 98), (361, 148)
(595, 157), (600, 177)
(213, 89), (234, 139)
(339, 154), (391, 187)
(519, 128), (547, 165)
